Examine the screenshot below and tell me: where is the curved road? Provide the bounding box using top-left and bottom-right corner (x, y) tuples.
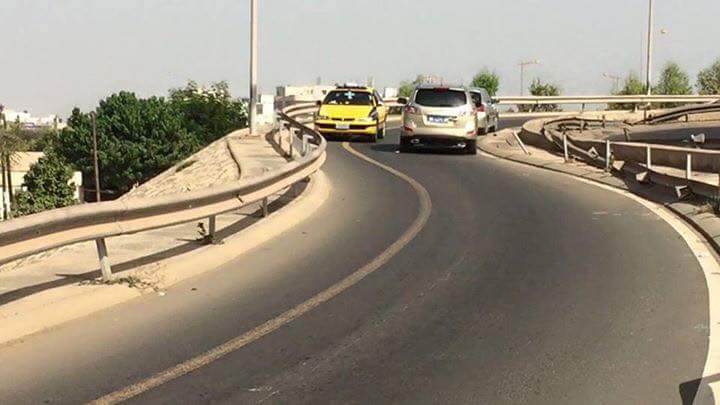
(0, 120), (710, 404)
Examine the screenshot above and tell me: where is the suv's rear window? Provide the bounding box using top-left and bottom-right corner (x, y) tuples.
(415, 89), (467, 107)
(323, 90), (373, 106)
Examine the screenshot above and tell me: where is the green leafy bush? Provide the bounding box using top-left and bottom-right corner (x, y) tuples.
(470, 69), (500, 96)
(14, 152), (77, 216)
(169, 81), (248, 144)
(56, 91), (202, 196)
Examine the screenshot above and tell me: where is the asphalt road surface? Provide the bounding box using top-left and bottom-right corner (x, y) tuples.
(0, 117), (710, 404)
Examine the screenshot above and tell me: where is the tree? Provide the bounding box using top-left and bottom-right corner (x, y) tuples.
(14, 152), (77, 216)
(168, 81), (248, 144)
(398, 81), (415, 98)
(523, 78), (561, 112)
(653, 62), (693, 108)
(0, 117), (25, 218)
(470, 69), (500, 96)
(609, 72), (647, 110)
(56, 92), (202, 197)
(697, 58), (720, 95)
(398, 75), (439, 98)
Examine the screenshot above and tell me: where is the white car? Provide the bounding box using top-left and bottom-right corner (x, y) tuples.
(469, 88), (499, 135)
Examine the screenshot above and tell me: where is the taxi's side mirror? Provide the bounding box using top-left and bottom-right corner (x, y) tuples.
(315, 100), (322, 107)
(397, 97), (408, 105)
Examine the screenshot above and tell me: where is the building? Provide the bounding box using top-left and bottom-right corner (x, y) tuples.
(1, 108), (66, 130)
(277, 85), (336, 102)
(0, 152), (82, 220)
(256, 94), (276, 124)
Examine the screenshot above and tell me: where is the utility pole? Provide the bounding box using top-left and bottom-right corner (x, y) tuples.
(519, 60), (540, 96)
(91, 112), (101, 202)
(249, 0), (259, 136)
(645, 0), (654, 95)
(0, 108), (6, 220)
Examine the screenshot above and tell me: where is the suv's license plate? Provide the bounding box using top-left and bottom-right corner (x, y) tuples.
(428, 116), (447, 124)
(336, 123), (350, 130)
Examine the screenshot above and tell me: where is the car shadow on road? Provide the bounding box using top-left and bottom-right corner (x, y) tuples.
(0, 184), (304, 306)
(321, 134), (376, 143)
(679, 373), (718, 404)
(369, 143), (470, 156)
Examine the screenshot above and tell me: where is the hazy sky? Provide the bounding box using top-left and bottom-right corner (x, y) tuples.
(2, 0), (719, 116)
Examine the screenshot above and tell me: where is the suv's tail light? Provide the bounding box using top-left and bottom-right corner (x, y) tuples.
(404, 105), (420, 115)
(476, 104), (486, 113)
(457, 107), (474, 117)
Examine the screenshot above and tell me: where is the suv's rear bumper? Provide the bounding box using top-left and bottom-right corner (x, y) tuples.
(401, 127), (477, 140)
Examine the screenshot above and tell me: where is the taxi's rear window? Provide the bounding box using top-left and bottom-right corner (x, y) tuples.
(323, 90), (373, 106)
(415, 89), (467, 107)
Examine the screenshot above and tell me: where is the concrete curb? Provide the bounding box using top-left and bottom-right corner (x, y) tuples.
(0, 171), (331, 347)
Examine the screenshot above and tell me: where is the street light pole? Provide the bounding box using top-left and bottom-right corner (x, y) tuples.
(249, 0), (259, 136)
(645, 0), (654, 95)
(519, 60), (540, 96)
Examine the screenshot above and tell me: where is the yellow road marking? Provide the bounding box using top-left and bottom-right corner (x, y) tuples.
(90, 142), (432, 404)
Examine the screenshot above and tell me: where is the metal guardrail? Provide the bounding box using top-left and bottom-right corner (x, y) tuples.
(0, 104), (327, 281)
(384, 95), (720, 110)
(494, 95), (720, 106)
(541, 116), (720, 199)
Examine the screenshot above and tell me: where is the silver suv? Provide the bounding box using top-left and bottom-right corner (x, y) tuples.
(469, 87), (499, 134)
(398, 84), (478, 154)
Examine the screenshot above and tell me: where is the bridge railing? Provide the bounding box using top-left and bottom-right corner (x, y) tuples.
(383, 95), (720, 109)
(541, 115), (720, 200)
(494, 95), (720, 106)
(0, 104), (327, 281)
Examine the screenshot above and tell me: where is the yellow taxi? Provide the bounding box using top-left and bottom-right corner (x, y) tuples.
(314, 86), (388, 142)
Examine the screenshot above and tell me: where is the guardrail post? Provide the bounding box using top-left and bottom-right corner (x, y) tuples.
(95, 238), (113, 282)
(602, 115), (606, 128)
(686, 153), (692, 180)
(511, 131), (531, 156)
(302, 135), (311, 156)
(278, 121), (286, 151)
(563, 133), (569, 163)
(262, 197), (269, 217)
(605, 140), (611, 172)
(208, 215), (216, 243)
(289, 128), (295, 158)
(579, 119), (584, 134)
(646, 146), (652, 169)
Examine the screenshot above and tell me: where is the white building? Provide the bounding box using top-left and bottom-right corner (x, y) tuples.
(2, 109), (66, 130)
(0, 152), (82, 220)
(277, 85), (336, 102)
(256, 94), (276, 124)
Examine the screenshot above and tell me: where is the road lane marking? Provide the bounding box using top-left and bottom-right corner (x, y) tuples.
(90, 142), (432, 404)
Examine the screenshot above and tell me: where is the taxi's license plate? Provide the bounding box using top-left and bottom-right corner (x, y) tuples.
(336, 123), (350, 130)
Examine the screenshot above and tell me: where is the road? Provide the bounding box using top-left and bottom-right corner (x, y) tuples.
(0, 117), (710, 404)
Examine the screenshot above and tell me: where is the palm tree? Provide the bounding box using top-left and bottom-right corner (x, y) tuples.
(0, 111), (24, 219)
